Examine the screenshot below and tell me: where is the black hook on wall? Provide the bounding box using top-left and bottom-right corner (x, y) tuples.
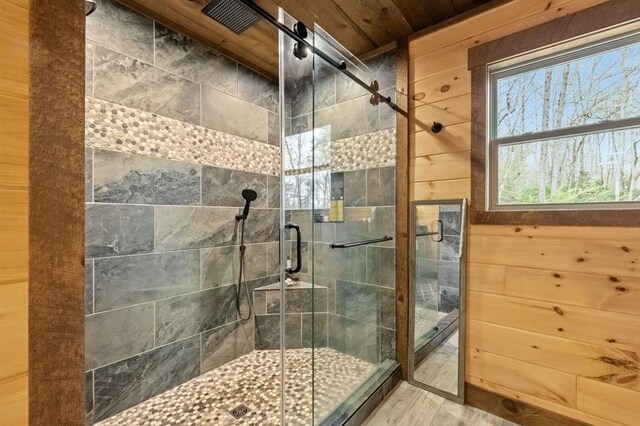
(431, 122), (444, 133)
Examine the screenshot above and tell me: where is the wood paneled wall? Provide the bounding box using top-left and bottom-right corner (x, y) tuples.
(0, 0), (29, 424)
(408, 1), (640, 425)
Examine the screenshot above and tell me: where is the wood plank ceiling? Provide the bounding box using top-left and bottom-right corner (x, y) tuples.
(117, 0), (495, 79)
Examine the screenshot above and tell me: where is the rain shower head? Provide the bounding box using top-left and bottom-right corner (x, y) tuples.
(201, 0), (262, 34)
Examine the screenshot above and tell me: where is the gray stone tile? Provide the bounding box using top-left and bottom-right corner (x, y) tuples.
(365, 51), (397, 91)
(86, 42), (94, 98)
(378, 88), (396, 130)
(253, 290), (266, 315)
(93, 336), (199, 422)
(313, 243), (366, 283)
(86, 204), (154, 258)
(379, 166), (395, 206)
(344, 170), (367, 207)
(94, 150), (200, 205)
(154, 23), (237, 95)
(315, 73), (336, 110)
(86, 371), (94, 425)
(438, 259), (460, 288)
(154, 206), (238, 251)
(237, 65), (278, 112)
(366, 325), (396, 365)
(336, 207), (395, 247)
(285, 314), (302, 349)
(93, 45), (200, 125)
(267, 112), (280, 146)
(155, 285), (237, 345)
(201, 166), (267, 208)
(201, 243), (267, 288)
(85, 147), (93, 202)
(335, 71), (369, 104)
(201, 320), (253, 372)
(242, 209), (279, 243)
(335, 281), (379, 324)
(440, 209), (461, 236)
(201, 86), (268, 143)
(86, 260), (94, 314)
(254, 315), (280, 350)
(314, 96), (378, 140)
(266, 241), (280, 276)
(266, 291), (280, 314)
(86, 0), (154, 63)
(267, 175), (280, 209)
(328, 314), (368, 361)
(440, 235), (460, 261)
(380, 288), (395, 330)
(439, 286), (459, 313)
(366, 246), (395, 288)
(86, 303), (155, 370)
(366, 168), (380, 207)
(286, 209), (335, 243)
(290, 79), (312, 118)
(302, 312), (328, 348)
(94, 250), (200, 311)
(289, 114), (311, 136)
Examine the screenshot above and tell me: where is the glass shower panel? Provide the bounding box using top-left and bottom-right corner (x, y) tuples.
(278, 8), (315, 425)
(311, 25), (397, 424)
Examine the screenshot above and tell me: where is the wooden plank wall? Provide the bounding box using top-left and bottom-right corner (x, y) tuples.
(0, 0), (29, 424)
(408, 1), (640, 425)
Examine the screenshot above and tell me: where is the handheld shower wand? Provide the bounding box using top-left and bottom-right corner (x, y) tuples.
(235, 189), (258, 320)
(236, 189), (258, 221)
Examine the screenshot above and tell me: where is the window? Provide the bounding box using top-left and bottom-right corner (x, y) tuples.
(488, 31), (640, 211)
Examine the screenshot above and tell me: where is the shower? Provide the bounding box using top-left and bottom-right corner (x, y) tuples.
(235, 188), (257, 320)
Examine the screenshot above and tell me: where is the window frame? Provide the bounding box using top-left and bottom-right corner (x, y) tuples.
(486, 30), (640, 212)
(468, 0), (640, 227)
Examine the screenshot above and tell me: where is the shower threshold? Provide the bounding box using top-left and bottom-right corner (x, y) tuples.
(94, 348), (377, 425)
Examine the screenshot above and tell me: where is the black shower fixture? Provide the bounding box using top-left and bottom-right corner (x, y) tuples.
(201, 0), (262, 34)
(236, 188), (258, 221)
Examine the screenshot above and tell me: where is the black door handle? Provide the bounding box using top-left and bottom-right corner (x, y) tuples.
(285, 222), (302, 273)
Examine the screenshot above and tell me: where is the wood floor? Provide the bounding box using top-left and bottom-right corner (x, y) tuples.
(413, 331), (459, 394)
(364, 381), (517, 425)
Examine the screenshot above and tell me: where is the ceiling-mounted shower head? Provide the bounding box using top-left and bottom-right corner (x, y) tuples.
(85, 0), (97, 16)
(201, 0), (262, 34)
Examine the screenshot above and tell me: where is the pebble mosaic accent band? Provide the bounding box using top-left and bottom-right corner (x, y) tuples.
(86, 97), (281, 176)
(331, 128), (396, 172)
(95, 348), (376, 426)
(86, 97), (395, 177)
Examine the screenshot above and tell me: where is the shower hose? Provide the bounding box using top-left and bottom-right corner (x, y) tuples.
(236, 218), (252, 321)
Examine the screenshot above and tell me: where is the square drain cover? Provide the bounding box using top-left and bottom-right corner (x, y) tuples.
(230, 404), (250, 419)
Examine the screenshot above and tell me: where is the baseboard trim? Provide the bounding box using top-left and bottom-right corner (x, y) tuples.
(465, 384), (590, 426)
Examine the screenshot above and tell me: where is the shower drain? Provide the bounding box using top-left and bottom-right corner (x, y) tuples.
(230, 404), (250, 419)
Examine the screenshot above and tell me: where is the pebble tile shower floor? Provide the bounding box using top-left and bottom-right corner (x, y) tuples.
(95, 348), (376, 425)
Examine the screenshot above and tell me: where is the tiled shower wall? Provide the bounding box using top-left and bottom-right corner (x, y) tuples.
(84, 0), (280, 423)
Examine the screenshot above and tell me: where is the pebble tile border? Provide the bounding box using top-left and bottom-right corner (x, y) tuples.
(86, 97), (395, 177)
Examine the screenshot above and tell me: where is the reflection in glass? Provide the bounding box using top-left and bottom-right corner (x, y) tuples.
(410, 200), (465, 403)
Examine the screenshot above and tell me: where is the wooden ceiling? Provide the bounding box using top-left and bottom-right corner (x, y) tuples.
(118, 0), (495, 79)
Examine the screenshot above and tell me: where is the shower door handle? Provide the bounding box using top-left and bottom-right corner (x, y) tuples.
(285, 223), (302, 273)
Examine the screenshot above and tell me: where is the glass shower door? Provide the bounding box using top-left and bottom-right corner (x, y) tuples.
(310, 25), (398, 424)
(279, 9), (399, 424)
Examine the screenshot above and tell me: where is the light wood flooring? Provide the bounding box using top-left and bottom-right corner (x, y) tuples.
(363, 381), (518, 425)
(413, 331), (459, 394)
